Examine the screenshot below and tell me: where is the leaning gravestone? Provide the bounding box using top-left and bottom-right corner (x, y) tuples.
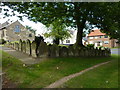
(31, 41), (37, 57)
(38, 41), (48, 58)
(26, 39), (31, 56)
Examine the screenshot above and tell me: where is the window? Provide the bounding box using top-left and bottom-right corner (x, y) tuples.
(89, 36), (93, 39)
(14, 25), (20, 32)
(104, 41), (109, 44)
(66, 40), (70, 43)
(104, 35), (108, 38)
(100, 36), (102, 38)
(89, 41), (93, 44)
(29, 34), (32, 37)
(95, 36), (99, 39)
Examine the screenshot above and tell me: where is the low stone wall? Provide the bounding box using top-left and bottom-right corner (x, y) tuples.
(5, 40), (111, 58)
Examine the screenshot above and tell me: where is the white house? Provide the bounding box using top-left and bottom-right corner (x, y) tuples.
(44, 29), (87, 45)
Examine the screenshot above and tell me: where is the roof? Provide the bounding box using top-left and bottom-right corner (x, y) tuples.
(0, 20), (23, 30)
(88, 29), (106, 37)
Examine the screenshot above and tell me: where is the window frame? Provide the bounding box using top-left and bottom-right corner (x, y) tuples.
(66, 40), (70, 43)
(104, 41), (109, 44)
(14, 25), (21, 33)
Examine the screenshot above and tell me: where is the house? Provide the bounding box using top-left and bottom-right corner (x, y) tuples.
(87, 29), (119, 48)
(59, 29), (86, 45)
(0, 20), (35, 42)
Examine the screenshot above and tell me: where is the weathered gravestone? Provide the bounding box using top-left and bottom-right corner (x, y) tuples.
(19, 39), (23, 52)
(22, 41), (26, 53)
(74, 47), (80, 57)
(48, 44), (52, 57)
(68, 45), (75, 57)
(26, 39), (31, 56)
(84, 48), (89, 57)
(59, 46), (68, 57)
(31, 41), (37, 57)
(14, 42), (19, 50)
(38, 41), (48, 58)
(79, 48), (85, 57)
(50, 44), (59, 57)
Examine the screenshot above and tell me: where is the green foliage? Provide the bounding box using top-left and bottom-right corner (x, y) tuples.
(26, 25), (36, 35)
(44, 19), (71, 44)
(86, 44), (94, 48)
(2, 2), (120, 45)
(0, 39), (6, 44)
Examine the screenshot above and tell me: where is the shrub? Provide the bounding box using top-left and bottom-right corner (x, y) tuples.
(0, 39), (6, 44)
(86, 44), (94, 48)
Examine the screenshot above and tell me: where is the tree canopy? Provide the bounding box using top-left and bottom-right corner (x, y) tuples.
(2, 2), (120, 46)
(44, 19), (71, 44)
(26, 25), (36, 35)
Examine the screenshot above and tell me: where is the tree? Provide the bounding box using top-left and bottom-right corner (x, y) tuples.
(2, 2), (119, 46)
(44, 19), (71, 45)
(25, 25), (36, 35)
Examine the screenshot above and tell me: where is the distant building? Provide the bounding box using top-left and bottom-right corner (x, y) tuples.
(87, 29), (119, 48)
(0, 20), (35, 42)
(59, 30), (86, 45)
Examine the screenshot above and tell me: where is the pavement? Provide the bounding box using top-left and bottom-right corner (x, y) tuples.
(0, 46), (45, 65)
(111, 48), (120, 55)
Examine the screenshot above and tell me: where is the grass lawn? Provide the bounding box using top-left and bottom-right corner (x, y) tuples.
(1, 50), (117, 88)
(59, 55), (119, 88)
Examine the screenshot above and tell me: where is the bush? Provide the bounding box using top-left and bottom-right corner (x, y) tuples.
(0, 39), (6, 44)
(86, 44), (94, 48)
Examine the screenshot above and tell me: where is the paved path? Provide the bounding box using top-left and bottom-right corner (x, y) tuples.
(45, 60), (112, 88)
(111, 48), (120, 55)
(1, 46), (44, 65)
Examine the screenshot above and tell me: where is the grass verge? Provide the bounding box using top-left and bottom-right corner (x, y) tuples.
(59, 55), (119, 88)
(1, 50), (116, 88)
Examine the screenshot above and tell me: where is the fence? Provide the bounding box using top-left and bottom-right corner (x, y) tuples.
(5, 39), (111, 58)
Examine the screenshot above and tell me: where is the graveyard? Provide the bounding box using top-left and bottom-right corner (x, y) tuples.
(1, 44), (119, 88)
(0, 2), (119, 89)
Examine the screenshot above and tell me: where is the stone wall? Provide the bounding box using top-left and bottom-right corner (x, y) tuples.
(5, 40), (111, 58)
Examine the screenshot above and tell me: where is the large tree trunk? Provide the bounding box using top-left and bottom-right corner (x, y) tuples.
(76, 20), (86, 47)
(74, 3), (86, 47)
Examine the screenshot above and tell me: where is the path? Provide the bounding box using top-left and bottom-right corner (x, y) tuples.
(1, 46), (44, 65)
(45, 60), (112, 88)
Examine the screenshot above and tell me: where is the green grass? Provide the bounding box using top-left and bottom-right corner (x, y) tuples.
(1, 50), (116, 88)
(59, 55), (119, 88)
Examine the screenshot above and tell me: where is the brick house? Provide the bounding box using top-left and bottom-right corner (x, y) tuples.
(0, 20), (35, 42)
(87, 29), (119, 48)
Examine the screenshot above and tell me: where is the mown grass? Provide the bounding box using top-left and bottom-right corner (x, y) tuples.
(59, 55), (119, 88)
(1, 50), (116, 88)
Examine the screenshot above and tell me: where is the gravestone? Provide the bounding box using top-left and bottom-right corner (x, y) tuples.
(22, 41), (26, 53)
(31, 41), (37, 57)
(50, 44), (59, 57)
(26, 39), (31, 56)
(19, 39), (23, 52)
(38, 41), (48, 58)
(59, 46), (68, 57)
(68, 45), (74, 57)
